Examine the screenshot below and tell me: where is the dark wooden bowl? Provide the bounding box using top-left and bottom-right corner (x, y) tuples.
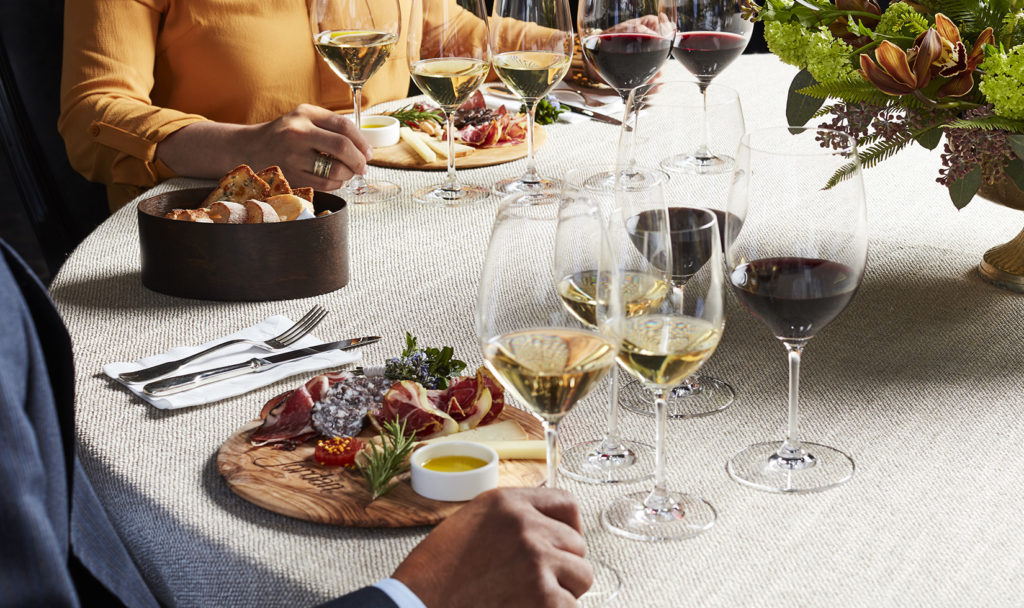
(137, 188), (349, 301)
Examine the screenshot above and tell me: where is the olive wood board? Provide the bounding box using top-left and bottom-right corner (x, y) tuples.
(217, 406), (545, 527)
(367, 125), (545, 171)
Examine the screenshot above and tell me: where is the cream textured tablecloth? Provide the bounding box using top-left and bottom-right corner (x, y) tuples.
(51, 56), (1024, 607)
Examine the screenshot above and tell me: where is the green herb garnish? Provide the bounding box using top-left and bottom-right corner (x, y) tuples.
(358, 418), (417, 501)
(384, 103), (444, 126)
(524, 96), (567, 126)
(384, 332), (467, 389)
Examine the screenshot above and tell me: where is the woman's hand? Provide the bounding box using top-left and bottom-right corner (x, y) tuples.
(156, 104), (373, 190)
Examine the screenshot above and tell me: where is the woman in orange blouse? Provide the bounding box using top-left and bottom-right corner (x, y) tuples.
(59, 0), (489, 211)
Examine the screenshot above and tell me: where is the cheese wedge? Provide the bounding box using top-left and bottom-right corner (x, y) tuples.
(421, 136), (474, 159)
(400, 127), (436, 163)
(468, 440), (545, 460)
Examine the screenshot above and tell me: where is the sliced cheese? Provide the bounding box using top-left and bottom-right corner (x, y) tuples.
(421, 136), (474, 159)
(400, 127), (436, 163)
(424, 419), (528, 443)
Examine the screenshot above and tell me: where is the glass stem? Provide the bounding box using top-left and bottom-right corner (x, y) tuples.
(779, 341), (806, 459)
(349, 85), (368, 191)
(695, 83), (712, 159)
(598, 367), (622, 451)
(616, 90), (641, 176)
(443, 109), (459, 194)
(642, 389), (672, 512)
(544, 421), (559, 490)
(522, 100), (540, 183)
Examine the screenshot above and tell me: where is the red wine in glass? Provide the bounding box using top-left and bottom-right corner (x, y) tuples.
(672, 31), (748, 89)
(729, 257), (860, 340)
(581, 33), (673, 96)
(628, 208), (717, 284)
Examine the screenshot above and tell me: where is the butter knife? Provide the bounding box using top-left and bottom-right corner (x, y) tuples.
(142, 337), (380, 397)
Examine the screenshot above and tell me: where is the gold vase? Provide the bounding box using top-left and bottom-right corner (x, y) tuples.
(978, 179), (1024, 293)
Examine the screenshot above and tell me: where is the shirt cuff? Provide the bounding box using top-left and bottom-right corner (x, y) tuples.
(373, 578), (427, 608)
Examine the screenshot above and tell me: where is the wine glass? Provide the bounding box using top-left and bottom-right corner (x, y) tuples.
(556, 166), (658, 484)
(311, 0), (402, 203)
(490, 0), (574, 200)
(619, 80), (743, 418)
(578, 0), (675, 190)
(602, 176), (723, 541)
(477, 193), (622, 604)
(724, 126), (867, 493)
(667, 0), (753, 173)
(407, 0), (491, 206)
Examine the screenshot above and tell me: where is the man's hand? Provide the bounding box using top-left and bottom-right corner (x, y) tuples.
(392, 488), (594, 608)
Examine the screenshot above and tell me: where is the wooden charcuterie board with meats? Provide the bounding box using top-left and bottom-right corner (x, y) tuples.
(367, 125), (545, 171)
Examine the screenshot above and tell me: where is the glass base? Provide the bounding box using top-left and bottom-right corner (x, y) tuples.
(582, 168), (668, 192)
(601, 490), (716, 541)
(344, 178), (401, 204)
(559, 438), (654, 484)
(727, 440), (855, 494)
(577, 560), (622, 607)
(412, 182), (490, 207)
(492, 174), (562, 200)
(659, 153), (735, 175)
(620, 375), (735, 419)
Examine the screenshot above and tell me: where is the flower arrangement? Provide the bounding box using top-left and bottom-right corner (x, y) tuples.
(744, 0), (1024, 207)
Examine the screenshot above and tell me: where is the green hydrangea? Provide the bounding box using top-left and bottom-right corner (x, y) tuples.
(764, 21), (854, 83)
(875, 2), (929, 38)
(979, 47), (1024, 119)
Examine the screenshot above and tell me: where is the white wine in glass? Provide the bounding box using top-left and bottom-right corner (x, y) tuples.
(407, 0), (491, 206)
(490, 0), (574, 199)
(312, 0), (401, 203)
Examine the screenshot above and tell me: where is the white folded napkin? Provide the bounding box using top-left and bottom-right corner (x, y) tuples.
(104, 315), (362, 410)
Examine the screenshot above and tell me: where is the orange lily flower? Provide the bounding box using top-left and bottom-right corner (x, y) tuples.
(930, 13), (994, 97)
(859, 30), (941, 95)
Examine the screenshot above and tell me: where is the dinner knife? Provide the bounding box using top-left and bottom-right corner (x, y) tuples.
(557, 101), (622, 126)
(142, 336), (381, 397)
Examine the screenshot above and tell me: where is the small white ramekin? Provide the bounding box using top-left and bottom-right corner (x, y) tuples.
(359, 115), (400, 147)
(410, 441), (499, 502)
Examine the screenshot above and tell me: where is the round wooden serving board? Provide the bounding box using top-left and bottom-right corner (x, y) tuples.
(367, 125), (545, 171)
(217, 407), (545, 527)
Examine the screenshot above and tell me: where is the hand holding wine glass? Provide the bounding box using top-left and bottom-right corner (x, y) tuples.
(724, 126), (867, 493)
(602, 176), (724, 541)
(311, 0), (401, 203)
(490, 0), (574, 199)
(407, 0), (491, 206)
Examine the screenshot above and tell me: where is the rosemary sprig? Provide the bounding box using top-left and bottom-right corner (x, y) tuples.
(384, 104), (443, 126)
(357, 418), (417, 501)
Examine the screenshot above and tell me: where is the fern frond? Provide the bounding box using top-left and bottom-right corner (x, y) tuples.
(824, 132), (917, 189)
(942, 116), (1024, 134)
(796, 79), (928, 110)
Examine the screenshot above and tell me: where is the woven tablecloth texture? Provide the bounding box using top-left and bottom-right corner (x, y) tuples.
(50, 56), (1024, 607)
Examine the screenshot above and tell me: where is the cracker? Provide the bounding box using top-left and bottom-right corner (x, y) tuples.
(203, 165), (270, 205)
(208, 201), (249, 224)
(292, 187), (314, 202)
(257, 166), (292, 197)
(244, 199), (280, 223)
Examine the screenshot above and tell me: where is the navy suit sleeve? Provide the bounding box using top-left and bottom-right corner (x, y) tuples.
(316, 586), (400, 608)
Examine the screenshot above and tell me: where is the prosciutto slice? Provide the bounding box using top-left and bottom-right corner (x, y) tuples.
(250, 372), (350, 448)
(374, 380), (458, 439)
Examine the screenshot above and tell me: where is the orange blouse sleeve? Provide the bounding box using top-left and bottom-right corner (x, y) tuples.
(58, 0), (207, 197)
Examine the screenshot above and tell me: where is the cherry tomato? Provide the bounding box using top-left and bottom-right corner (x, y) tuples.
(314, 436), (364, 467)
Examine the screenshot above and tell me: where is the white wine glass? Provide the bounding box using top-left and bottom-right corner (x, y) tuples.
(666, 0), (752, 173)
(407, 0), (491, 206)
(477, 193), (621, 605)
(578, 0), (675, 190)
(490, 0), (574, 200)
(312, 0), (402, 203)
(602, 176), (723, 541)
(724, 126), (866, 493)
(558, 165), (658, 485)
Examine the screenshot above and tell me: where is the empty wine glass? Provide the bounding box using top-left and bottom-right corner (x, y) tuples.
(311, 0), (402, 203)
(578, 0), (675, 190)
(724, 126), (867, 493)
(557, 166), (658, 485)
(666, 0), (753, 173)
(407, 0), (491, 206)
(602, 176), (724, 541)
(477, 192), (622, 603)
(490, 0), (574, 199)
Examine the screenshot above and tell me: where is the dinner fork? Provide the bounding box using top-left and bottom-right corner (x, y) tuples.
(118, 305), (328, 383)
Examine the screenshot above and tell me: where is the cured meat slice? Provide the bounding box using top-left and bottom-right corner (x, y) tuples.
(374, 380), (458, 439)
(476, 367), (505, 426)
(312, 373), (393, 438)
(431, 375), (479, 422)
(250, 372), (350, 448)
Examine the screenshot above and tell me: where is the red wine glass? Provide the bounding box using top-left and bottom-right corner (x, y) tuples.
(578, 0), (675, 190)
(724, 126), (867, 493)
(663, 0), (752, 174)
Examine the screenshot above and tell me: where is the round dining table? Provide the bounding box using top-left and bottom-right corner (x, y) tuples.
(50, 55), (1024, 607)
